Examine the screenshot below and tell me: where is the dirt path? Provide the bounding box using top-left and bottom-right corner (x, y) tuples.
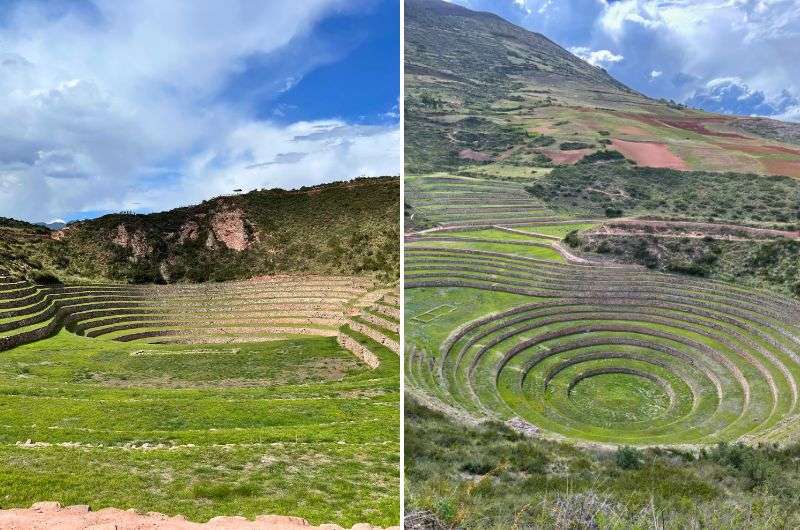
(0, 502), (399, 530)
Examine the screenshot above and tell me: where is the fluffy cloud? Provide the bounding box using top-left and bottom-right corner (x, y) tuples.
(592, 0), (800, 117)
(0, 0), (398, 222)
(569, 46), (624, 67)
(686, 77), (800, 121)
(140, 120), (401, 213)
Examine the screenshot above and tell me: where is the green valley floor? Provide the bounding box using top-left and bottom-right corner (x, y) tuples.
(0, 331), (400, 527)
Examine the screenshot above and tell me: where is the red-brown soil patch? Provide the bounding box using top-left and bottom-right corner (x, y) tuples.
(762, 159), (800, 178)
(611, 139), (688, 170)
(659, 117), (746, 138)
(545, 149), (593, 165)
(614, 112), (748, 139)
(457, 149), (492, 162)
(716, 142), (800, 157)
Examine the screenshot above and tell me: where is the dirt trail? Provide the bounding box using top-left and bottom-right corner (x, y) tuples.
(0, 502), (400, 530)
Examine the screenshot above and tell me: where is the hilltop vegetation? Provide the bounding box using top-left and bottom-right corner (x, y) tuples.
(526, 162), (800, 224)
(0, 176), (400, 284)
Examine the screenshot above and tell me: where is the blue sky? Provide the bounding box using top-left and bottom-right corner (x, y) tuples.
(448, 0), (800, 123)
(0, 0), (400, 222)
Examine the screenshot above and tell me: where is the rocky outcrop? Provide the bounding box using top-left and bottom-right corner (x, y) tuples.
(111, 224), (152, 259)
(210, 208), (256, 251)
(178, 221), (200, 244)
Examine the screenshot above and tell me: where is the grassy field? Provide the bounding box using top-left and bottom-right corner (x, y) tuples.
(0, 331), (400, 526)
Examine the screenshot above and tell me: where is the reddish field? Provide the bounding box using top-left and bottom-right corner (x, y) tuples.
(458, 148), (492, 161)
(545, 148), (593, 164)
(611, 139), (688, 170)
(763, 159), (800, 178)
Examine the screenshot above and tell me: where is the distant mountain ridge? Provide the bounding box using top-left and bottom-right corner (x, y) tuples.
(35, 221), (66, 230)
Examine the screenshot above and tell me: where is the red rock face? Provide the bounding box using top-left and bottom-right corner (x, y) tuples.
(209, 208), (255, 251)
(51, 227), (70, 241)
(178, 221), (200, 244)
(111, 224), (152, 258)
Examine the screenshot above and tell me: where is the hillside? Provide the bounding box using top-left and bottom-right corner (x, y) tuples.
(0, 176), (400, 284)
(403, 2), (800, 529)
(405, 0), (800, 177)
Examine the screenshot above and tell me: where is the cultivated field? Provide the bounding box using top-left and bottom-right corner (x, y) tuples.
(0, 274), (400, 527)
(404, 174), (800, 447)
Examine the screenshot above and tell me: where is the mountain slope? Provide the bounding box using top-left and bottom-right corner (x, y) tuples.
(0, 176), (399, 283)
(405, 0), (800, 177)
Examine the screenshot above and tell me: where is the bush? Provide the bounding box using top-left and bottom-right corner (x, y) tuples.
(530, 135), (556, 147)
(579, 150), (625, 164)
(560, 141), (594, 150)
(615, 446), (644, 470)
(564, 230), (581, 248)
(29, 271), (62, 285)
(460, 454), (500, 475)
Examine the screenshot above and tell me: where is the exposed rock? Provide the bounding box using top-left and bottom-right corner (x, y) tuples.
(205, 230), (217, 250)
(179, 220), (200, 244)
(51, 227), (69, 241)
(111, 224), (130, 247)
(159, 261), (171, 283)
(505, 416), (541, 437)
(30, 501), (61, 512)
(210, 208), (254, 251)
(111, 224), (152, 259)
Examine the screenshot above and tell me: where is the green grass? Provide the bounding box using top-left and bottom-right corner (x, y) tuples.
(0, 331), (399, 526)
(406, 239), (563, 262)
(412, 304), (456, 324)
(442, 228), (556, 244)
(510, 222), (598, 238)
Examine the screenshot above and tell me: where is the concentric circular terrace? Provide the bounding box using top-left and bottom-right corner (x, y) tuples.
(404, 198), (800, 445)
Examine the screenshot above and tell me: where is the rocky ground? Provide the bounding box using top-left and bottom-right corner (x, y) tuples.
(0, 502), (401, 530)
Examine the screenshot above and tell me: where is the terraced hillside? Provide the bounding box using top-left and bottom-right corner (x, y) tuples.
(406, 222), (800, 446)
(406, 174), (564, 230)
(0, 273), (400, 526)
(0, 274), (385, 349)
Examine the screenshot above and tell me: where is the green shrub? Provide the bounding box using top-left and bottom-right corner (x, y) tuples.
(560, 141), (594, 150)
(29, 271), (62, 285)
(615, 446), (644, 470)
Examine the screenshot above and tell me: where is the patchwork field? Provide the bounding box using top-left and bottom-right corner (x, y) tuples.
(0, 274), (400, 527)
(404, 176), (800, 447)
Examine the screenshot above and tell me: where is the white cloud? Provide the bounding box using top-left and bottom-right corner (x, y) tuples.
(650, 69), (663, 79)
(0, 0), (398, 222)
(569, 46), (624, 67)
(587, 0), (800, 119)
(120, 120), (400, 213)
(685, 76), (800, 119)
(775, 106), (800, 123)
